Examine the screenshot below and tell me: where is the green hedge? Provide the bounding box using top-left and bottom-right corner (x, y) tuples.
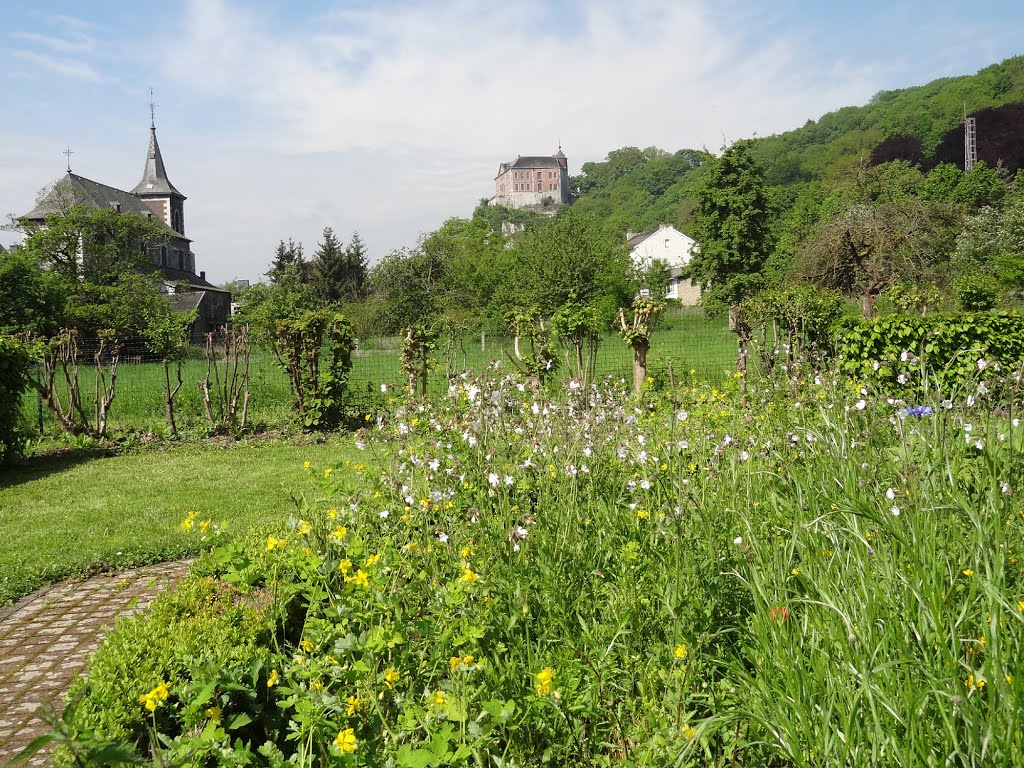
(0, 337), (33, 464)
(833, 311), (1024, 391)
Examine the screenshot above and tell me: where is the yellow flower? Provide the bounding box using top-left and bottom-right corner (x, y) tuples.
(299, 639), (313, 653)
(1006, 674), (1014, 685)
(324, 468), (333, 478)
(346, 695), (361, 716)
(365, 552), (382, 567)
(384, 667), (400, 690)
(636, 509), (649, 520)
(674, 643), (688, 660)
(180, 511), (197, 531)
(297, 520), (312, 535)
(331, 526), (348, 542)
(303, 461), (311, 470)
(965, 674), (986, 691)
(535, 666), (555, 696)
(139, 681), (170, 712)
(963, 569), (975, 577)
(1018, 600), (1024, 612)
(204, 706), (222, 723)
(351, 569), (369, 588)
(682, 723), (698, 740)
(199, 519), (212, 533)
(460, 546), (474, 559)
(338, 558), (353, 574)
(450, 654), (475, 672)
(267, 669), (280, 688)
(327, 508), (338, 519)
(460, 567), (480, 584)
(334, 727), (357, 753)
(266, 536), (287, 552)
(411, 418), (420, 428)
(791, 568), (800, 576)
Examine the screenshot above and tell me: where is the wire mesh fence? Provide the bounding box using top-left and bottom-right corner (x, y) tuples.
(20, 308), (737, 435)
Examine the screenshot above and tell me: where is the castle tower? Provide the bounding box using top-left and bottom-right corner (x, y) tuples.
(131, 105), (186, 236)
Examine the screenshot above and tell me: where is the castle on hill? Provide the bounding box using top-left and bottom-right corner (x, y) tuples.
(491, 148), (571, 210)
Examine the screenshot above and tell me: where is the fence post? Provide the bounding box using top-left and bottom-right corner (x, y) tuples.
(35, 363), (44, 436)
(481, 332), (485, 352)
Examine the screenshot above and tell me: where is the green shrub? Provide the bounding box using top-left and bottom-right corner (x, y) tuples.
(62, 576), (285, 757)
(833, 310), (1024, 392)
(0, 337), (34, 464)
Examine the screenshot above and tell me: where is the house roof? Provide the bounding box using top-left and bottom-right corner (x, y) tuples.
(167, 292), (205, 314)
(157, 264), (228, 292)
(131, 124), (184, 198)
(626, 226), (662, 249)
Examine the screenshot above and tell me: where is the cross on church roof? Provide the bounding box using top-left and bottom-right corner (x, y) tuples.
(63, 146), (74, 173)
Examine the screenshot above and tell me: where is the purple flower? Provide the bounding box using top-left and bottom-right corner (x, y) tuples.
(905, 405), (933, 418)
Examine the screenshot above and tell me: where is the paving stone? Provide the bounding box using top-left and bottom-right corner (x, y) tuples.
(0, 560), (190, 760)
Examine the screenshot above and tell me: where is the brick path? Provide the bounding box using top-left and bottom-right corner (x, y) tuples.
(0, 561), (190, 765)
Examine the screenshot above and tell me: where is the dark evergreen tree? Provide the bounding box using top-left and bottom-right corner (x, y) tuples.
(268, 238), (305, 284)
(344, 231), (369, 301)
(310, 227), (347, 303)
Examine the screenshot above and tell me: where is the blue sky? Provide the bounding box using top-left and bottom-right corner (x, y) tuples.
(2, 0), (1023, 283)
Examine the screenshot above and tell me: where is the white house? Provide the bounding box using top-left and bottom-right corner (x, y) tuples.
(627, 223), (700, 304)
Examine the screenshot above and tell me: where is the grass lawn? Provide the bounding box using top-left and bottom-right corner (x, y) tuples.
(0, 438), (359, 606)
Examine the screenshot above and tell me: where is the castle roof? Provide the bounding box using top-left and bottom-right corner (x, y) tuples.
(509, 155), (563, 169)
(131, 124), (184, 198)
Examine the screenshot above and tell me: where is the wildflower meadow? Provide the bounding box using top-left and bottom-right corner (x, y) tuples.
(45, 359), (1024, 767)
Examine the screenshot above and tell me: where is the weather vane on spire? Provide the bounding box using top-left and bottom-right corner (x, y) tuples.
(63, 146), (74, 173)
(149, 86), (158, 129)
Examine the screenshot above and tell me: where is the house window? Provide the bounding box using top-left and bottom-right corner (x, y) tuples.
(665, 239), (670, 248)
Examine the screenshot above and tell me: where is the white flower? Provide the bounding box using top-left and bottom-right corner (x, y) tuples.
(531, 402), (540, 415)
(886, 488), (895, 501)
(1001, 482), (1012, 495)
(487, 472), (499, 487)
(733, 536), (743, 545)
(738, 451), (750, 461)
(977, 358), (989, 371)
(891, 506), (901, 517)
(466, 385), (480, 402)
(677, 410), (689, 422)
(429, 459), (440, 471)
(504, 475), (514, 486)
(379, 511), (390, 519)
(354, 440), (366, 450)
(437, 532), (449, 544)
(897, 374), (908, 385)
(855, 399), (867, 411)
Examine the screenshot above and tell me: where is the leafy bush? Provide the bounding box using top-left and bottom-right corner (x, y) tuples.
(61, 575), (286, 759)
(0, 336), (34, 464)
(833, 310), (1024, 391)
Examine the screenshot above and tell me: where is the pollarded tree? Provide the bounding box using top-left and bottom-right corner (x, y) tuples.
(684, 140), (775, 373)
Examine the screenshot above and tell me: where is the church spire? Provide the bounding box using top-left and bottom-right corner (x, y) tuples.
(131, 90), (183, 198)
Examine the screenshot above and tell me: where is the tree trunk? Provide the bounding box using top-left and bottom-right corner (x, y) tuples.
(163, 359), (177, 436)
(632, 339), (649, 395)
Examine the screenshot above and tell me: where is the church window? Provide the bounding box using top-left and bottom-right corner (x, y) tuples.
(160, 246), (167, 266)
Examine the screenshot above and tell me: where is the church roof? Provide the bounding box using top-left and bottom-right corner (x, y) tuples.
(131, 125), (184, 198)
(22, 173), (191, 242)
(158, 264), (226, 292)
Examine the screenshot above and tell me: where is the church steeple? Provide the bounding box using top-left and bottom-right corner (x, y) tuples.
(131, 122), (183, 198)
(131, 89), (186, 235)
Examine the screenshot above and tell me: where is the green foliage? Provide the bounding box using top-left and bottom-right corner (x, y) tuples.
(833, 311), (1024, 391)
(0, 337), (34, 464)
(400, 324), (438, 396)
(272, 310), (355, 430)
(48, 369), (1024, 766)
(954, 191), (1024, 295)
(268, 238), (306, 285)
(0, 249), (69, 335)
(686, 140), (774, 313)
(309, 228), (368, 304)
(743, 285), (845, 374)
(61, 575), (282, 756)
(17, 203), (170, 286)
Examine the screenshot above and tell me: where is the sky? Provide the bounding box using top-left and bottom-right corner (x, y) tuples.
(1, 0), (1023, 284)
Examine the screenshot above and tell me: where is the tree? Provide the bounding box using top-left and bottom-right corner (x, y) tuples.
(0, 249), (69, 335)
(684, 140), (775, 374)
(618, 296), (665, 395)
(16, 204), (170, 286)
(268, 239), (306, 284)
(344, 231), (369, 301)
(143, 307), (197, 436)
(309, 227), (348, 303)
(953, 191), (1024, 298)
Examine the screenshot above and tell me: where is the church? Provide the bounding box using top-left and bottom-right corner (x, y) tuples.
(21, 113), (230, 337)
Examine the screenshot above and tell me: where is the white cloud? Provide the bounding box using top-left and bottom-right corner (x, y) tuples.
(10, 50), (101, 82)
